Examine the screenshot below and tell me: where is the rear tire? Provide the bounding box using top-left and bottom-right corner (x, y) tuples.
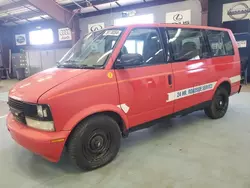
(204, 87), (229, 119)
(68, 115), (121, 170)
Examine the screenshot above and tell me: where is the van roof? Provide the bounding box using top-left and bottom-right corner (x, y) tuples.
(108, 23), (231, 32)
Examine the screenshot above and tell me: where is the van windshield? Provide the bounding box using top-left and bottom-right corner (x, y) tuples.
(58, 28), (124, 69)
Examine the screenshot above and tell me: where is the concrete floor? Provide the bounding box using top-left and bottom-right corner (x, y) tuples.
(1, 80), (250, 188)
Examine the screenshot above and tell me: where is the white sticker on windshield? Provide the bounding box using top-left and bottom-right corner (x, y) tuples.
(103, 30), (121, 36)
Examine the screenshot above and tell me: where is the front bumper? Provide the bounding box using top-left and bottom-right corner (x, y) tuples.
(6, 113), (70, 162)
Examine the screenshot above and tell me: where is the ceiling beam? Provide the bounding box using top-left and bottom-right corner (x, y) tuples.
(0, 0), (28, 11)
(115, 1), (121, 7)
(7, 12), (32, 23)
(63, 0), (118, 10)
(24, 0), (74, 27)
(0, 11), (44, 22)
(80, 0), (184, 18)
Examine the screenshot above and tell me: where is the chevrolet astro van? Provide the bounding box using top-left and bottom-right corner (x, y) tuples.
(7, 24), (241, 170)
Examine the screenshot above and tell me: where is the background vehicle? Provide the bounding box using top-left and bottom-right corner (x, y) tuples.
(7, 24), (241, 170)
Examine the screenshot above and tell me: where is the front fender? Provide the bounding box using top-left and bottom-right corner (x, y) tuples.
(62, 104), (129, 131)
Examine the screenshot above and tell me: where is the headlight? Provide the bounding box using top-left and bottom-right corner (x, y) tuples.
(23, 104), (55, 131)
(37, 105), (49, 118)
(26, 118), (55, 132)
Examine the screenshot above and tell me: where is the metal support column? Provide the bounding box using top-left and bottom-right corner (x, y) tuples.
(199, 0), (208, 26)
(72, 17), (80, 44)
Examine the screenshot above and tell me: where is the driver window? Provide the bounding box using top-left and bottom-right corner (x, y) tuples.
(118, 28), (165, 67)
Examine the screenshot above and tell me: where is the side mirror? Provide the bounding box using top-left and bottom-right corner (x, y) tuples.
(116, 53), (143, 69)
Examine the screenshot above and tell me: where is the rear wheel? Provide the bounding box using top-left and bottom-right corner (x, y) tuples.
(204, 87), (229, 119)
(68, 115), (121, 170)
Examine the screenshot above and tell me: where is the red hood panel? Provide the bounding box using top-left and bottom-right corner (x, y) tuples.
(9, 68), (89, 103)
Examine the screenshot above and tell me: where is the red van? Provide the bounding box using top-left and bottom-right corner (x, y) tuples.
(7, 24), (241, 170)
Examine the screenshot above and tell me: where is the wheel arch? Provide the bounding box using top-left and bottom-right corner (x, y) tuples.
(214, 77), (232, 96)
(63, 104), (129, 135)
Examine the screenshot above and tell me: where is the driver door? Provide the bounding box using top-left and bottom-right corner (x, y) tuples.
(114, 27), (174, 128)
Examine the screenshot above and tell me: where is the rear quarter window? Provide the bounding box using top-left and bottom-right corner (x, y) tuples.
(206, 30), (234, 57)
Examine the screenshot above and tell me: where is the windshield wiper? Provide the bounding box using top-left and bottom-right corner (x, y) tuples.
(77, 64), (104, 69)
(57, 64), (78, 68)
(57, 63), (101, 69)
(57, 60), (79, 68)
(78, 65), (96, 69)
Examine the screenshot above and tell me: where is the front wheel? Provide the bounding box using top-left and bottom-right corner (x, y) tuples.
(68, 115), (121, 170)
(204, 87), (229, 119)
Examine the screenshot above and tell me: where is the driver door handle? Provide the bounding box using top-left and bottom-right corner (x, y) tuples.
(168, 74), (172, 86)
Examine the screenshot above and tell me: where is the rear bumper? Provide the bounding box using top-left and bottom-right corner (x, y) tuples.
(231, 84), (241, 96)
(238, 85), (242, 93)
(6, 113), (70, 162)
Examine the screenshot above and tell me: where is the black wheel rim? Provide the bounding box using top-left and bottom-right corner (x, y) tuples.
(82, 129), (112, 162)
(214, 94), (228, 113)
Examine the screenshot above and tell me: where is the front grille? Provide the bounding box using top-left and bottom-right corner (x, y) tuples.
(8, 97), (26, 124)
(13, 112), (27, 124)
(8, 98), (53, 123)
(8, 97), (24, 111)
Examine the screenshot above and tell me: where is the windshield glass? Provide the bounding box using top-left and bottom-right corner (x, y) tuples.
(58, 28), (124, 69)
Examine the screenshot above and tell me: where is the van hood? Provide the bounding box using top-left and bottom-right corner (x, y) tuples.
(9, 67), (90, 103)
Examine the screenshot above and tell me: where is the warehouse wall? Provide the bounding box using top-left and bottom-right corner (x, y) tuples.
(1, 20), (72, 76)
(208, 0), (247, 27)
(79, 0), (202, 35)
(9, 20), (72, 53)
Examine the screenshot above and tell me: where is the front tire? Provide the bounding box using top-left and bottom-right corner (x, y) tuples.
(205, 87), (229, 119)
(68, 115), (121, 170)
